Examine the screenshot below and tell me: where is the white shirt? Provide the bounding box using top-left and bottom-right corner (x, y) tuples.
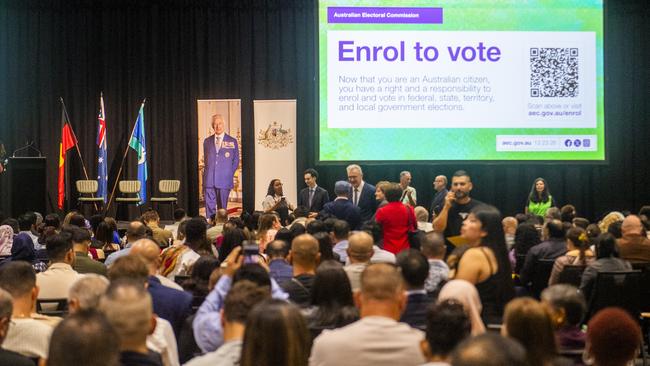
(3, 317), (55, 359)
(184, 339), (243, 366)
(36, 263), (81, 303)
(165, 248), (200, 280)
(352, 181), (365, 206)
(147, 316), (179, 366)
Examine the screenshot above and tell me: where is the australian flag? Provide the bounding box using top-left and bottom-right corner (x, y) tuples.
(97, 93), (108, 202)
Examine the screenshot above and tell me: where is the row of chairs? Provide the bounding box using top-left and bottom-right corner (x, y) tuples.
(76, 179), (180, 218)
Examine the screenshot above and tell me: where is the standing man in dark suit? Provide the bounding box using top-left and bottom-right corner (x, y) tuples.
(297, 168), (330, 217)
(319, 181), (361, 230)
(203, 114), (239, 219)
(430, 175), (448, 221)
(346, 164), (376, 223)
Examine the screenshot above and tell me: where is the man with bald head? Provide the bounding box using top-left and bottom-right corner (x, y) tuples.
(310, 263), (425, 366)
(618, 215), (650, 262)
(344, 231), (375, 292)
(129, 239), (193, 338)
(280, 234), (320, 307)
(105, 220), (147, 266)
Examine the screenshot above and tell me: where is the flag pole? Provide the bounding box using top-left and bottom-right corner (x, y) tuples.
(104, 99), (146, 215)
(60, 97), (97, 211)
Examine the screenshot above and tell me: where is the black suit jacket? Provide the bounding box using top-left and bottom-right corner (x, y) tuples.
(320, 199), (362, 230)
(297, 186), (330, 212)
(399, 292), (433, 330)
(350, 182), (377, 223)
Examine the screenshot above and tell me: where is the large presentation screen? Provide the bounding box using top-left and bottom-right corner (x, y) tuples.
(318, 0), (604, 161)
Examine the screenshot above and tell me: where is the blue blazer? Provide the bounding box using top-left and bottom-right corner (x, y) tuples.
(203, 134), (239, 189)
(320, 199), (362, 230)
(297, 186), (330, 212)
(350, 182), (377, 223)
(148, 276), (193, 337)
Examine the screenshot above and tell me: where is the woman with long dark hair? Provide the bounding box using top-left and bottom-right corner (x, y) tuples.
(454, 204), (515, 323)
(304, 260), (358, 339)
(525, 178), (555, 217)
(240, 299), (310, 366)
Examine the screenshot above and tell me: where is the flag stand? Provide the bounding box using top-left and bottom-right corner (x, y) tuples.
(59, 98), (97, 212)
(104, 99), (146, 215)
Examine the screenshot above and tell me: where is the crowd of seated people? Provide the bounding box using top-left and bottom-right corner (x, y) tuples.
(0, 168), (648, 365)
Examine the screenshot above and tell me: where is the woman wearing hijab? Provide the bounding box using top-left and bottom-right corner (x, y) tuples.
(437, 279), (486, 335)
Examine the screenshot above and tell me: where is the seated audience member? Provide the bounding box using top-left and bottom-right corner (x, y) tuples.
(415, 206), (433, 233)
(420, 300), (471, 366)
(545, 207), (562, 222)
(65, 225), (107, 276)
(0, 261), (57, 359)
(617, 214), (650, 262)
(185, 281), (270, 366)
(17, 212), (40, 249)
(343, 231), (374, 292)
(580, 233), (632, 301)
(375, 182), (417, 254)
(36, 233), (80, 304)
(217, 225), (246, 262)
(512, 222), (541, 273)
(454, 205), (514, 324)
(310, 264), (425, 366)
(143, 210), (173, 247)
(396, 249), (432, 330)
(304, 260), (358, 338)
(95, 221), (120, 254)
(502, 216), (518, 250)
(313, 231), (338, 262)
(598, 211), (625, 234)
(451, 333), (528, 366)
(10, 219), (48, 272)
(257, 212), (281, 252)
(289, 206), (310, 228)
(438, 280), (485, 335)
(128, 240), (193, 337)
(104, 220), (147, 266)
(165, 208), (187, 239)
(573, 217), (590, 229)
(520, 219), (567, 287)
(181, 256), (220, 301)
(281, 234), (320, 307)
(359, 221), (397, 264)
(240, 299), (310, 366)
(560, 204), (576, 223)
(319, 181), (361, 230)
(502, 297), (564, 366)
(330, 220), (350, 263)
(0, 224), (13, 257)
(160, 217), (205, 279)
(100, 281), (163, 366)
(0, 288), (33, 366)
(607, 220), (623, 238)
(548, 226), (594, 286)
(68, 274), (110, 313)
(421, 233), (449, 294)
(206, 209), (228, 243)
(46, 310), (120, 366)
(541, 284), (587, 350)
(267, 240), (293, 285)
(306, 218), (327, 235)
(586, 307), (641, 366)
(131, 238), (183, 290)
(193, 247), (288, 353)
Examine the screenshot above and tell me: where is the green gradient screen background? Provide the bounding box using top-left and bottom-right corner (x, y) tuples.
(318, 0), (604, 161)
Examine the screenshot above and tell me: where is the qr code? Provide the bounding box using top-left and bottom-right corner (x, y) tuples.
(530, 48), (578, 97)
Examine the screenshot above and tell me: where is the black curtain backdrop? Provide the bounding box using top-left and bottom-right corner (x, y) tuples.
(0, 0), (648, 221)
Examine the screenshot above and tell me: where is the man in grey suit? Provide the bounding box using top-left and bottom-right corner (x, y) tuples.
(310, 263), (425, 365)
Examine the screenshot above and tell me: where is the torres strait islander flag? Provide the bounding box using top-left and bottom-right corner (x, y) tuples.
(58, 108), (78, 209)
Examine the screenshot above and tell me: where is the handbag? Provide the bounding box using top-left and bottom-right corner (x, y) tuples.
(406, 205), (422, 250)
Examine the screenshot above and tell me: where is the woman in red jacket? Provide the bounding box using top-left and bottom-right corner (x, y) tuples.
(375, 182), (417, 254)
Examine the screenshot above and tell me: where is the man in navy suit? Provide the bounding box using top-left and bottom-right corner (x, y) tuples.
(297, 168), (330, 217)
(319, 181), (361, 230)
(203, 114), (239, 218)
(346, 164), (377, 223)
(397, 249), (432, 330)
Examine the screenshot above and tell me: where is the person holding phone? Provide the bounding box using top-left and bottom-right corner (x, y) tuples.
(433, 170), (484, 243)
(262, 179), (295, 226)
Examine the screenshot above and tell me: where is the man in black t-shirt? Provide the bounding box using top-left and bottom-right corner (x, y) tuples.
(433, 170), (484, 255)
